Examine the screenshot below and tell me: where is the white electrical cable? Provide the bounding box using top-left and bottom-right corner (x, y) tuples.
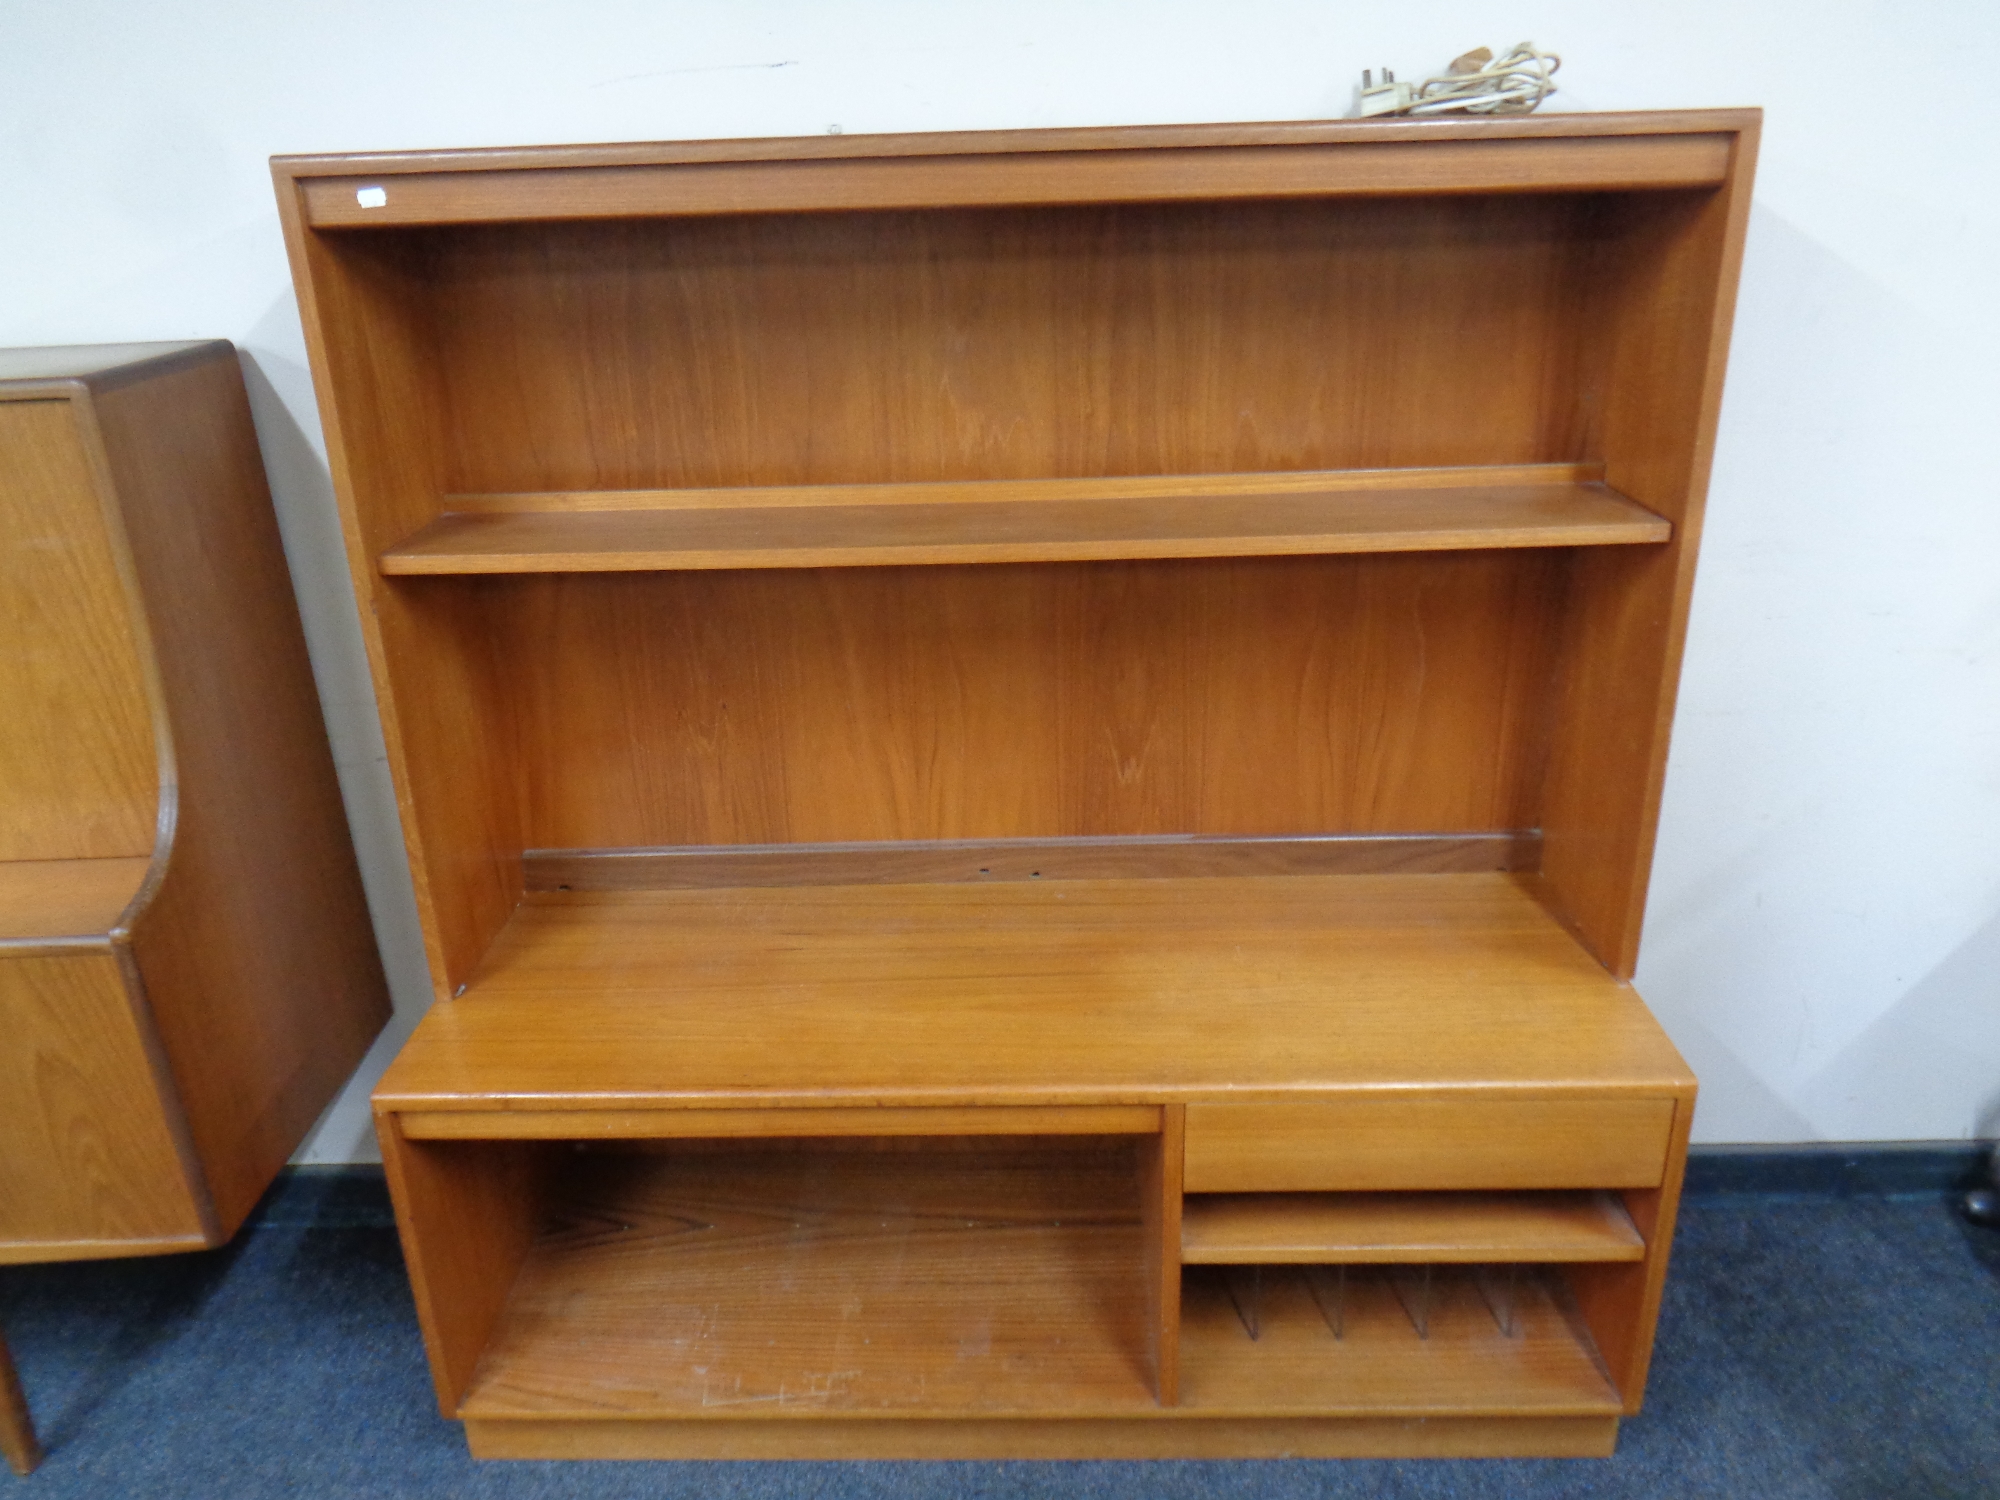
(1410, 43), (1559, 115)
(1358, 43), (1560, 119)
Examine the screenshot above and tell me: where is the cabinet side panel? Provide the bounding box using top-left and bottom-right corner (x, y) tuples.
(509, 552), (1562, 847)
(1537, 131), (1759, 973)
(0, 952), (206, 1255)
(282, 211), (524, 995)
(0, 399), (157, 861)
(89, 353), (392, 1235)
(1144, 1105), (1184, 1405)
(1562, 1091), (1694, 1411)
(378, 1119), (546, 1416)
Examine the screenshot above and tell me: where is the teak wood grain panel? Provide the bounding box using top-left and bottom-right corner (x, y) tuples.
(0, 343), (389, 1279)
(88, 352), (391, 1235)
(1182, 1098), (1675, 1192)
(0, 953), (205, 1259)
(0, 858), (149, 943)
(0, 399), (157, 863)
(450, 461), (1605, 511)
(500, 552), (1563, 850)
(418, 198), (1602, 497)
(279, 109), (1752, 180)
(1145, 1106), (1186, 1405)
(1536, 135), (1762, 975)
(397, 1105), (1158, 1140)
(275, 113), (1756, 1458)
(459, 1145), (1152, 1418)
(1175, 1266), (1621, 1415)
(276, 219), (521, 998)
(464, 1413), (1618, 1461)
(377, 1121), (551, 1415)
(1180, 1191), (1646, 1265)
(1564, 1093), (1695, 1411)
(372, 875), (1695, 1111)
(379, 480), (1668, 573)
(294, 129), (1732, 227)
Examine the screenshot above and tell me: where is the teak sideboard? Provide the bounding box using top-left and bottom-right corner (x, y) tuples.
(273, 109), (1758, 1461)
(0, 342), (390, 1473)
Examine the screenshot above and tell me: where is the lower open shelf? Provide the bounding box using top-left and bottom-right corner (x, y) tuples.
(1177, 1265), (1621, 1416)
(448, 1139), (1625, 1436)
(458, 1141), (1157, 1420)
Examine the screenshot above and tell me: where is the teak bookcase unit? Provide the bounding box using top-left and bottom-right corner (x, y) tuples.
(274, 109), (1758, 1461)
(0, 342), (391, 1473)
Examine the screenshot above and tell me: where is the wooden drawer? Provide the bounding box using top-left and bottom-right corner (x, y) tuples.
(1183, 1098), (1674, 1193)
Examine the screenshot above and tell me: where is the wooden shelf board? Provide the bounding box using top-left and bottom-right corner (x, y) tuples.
(0, 858), (148, 944)
(459, 1146), (1156, 1419)
(374, 873), (1694, 1111)
(1177, 1266), (1622, 1416)
(1181, 1191), (1645, 1265)
(377, 471), (1668, 575)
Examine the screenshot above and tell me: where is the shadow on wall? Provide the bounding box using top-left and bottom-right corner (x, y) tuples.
(1801, 908), (2000, 1142)
(231, 318), (437, 1163)
(1638, 199), (2000, 1145)
(232, 323), (428, 1026)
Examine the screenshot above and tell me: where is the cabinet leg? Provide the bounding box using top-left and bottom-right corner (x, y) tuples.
(0, 1326), (40, 1476)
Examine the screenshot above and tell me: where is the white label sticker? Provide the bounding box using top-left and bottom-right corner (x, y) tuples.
(356, 186), (388, 208)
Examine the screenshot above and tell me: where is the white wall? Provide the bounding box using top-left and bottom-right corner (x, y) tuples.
(4, 1), (1995, 1158)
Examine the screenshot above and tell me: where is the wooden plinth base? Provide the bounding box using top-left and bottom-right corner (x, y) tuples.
(465, 1414), (1620, 1461)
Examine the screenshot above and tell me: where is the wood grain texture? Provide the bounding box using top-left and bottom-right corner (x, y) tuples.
(88, 348), (391, 1236)
(373, 875), (1694, 1111)
(463, 1412), (1619, 1460)
(1535, 127), (1762, 975)
(378, 1119), (551, 1416)
(379, 479), (1667, 574)
(1175, 1265), (1621, 1415)
(0, 1328), (37, 1476)
(1564, 1092), (1696, 1412)
(450, 461), (1604, 511)
(0, 858), (149, 942)
(0, 399), (157, 862)
(279, 112), (1759, 1453)
(499, 553), (1564, 850)
(523, 835), (1539, 891)
(297, 134), (1731, 227)
(1146, 1106), (1185, 1405)
(417, 198), (1601, 495)
(0, 952), (205, 1256)
(459, 1144), (1152, 1418)
(278, 108), (1756, 178)
(1181, 1191), (1645, 1264)
(275, 211), (521, 1000)
(1182, 1099), (1673, 1193)
(399, 1105), (1159, 1140)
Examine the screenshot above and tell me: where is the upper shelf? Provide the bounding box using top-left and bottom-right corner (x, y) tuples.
(377, 464), (1668, 575)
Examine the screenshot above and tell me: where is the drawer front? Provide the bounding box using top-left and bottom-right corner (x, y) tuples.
(1183, 1098), (1675, 1192)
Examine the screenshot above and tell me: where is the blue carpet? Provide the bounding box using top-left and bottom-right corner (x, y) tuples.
(4, 1191), (1998, 1498)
